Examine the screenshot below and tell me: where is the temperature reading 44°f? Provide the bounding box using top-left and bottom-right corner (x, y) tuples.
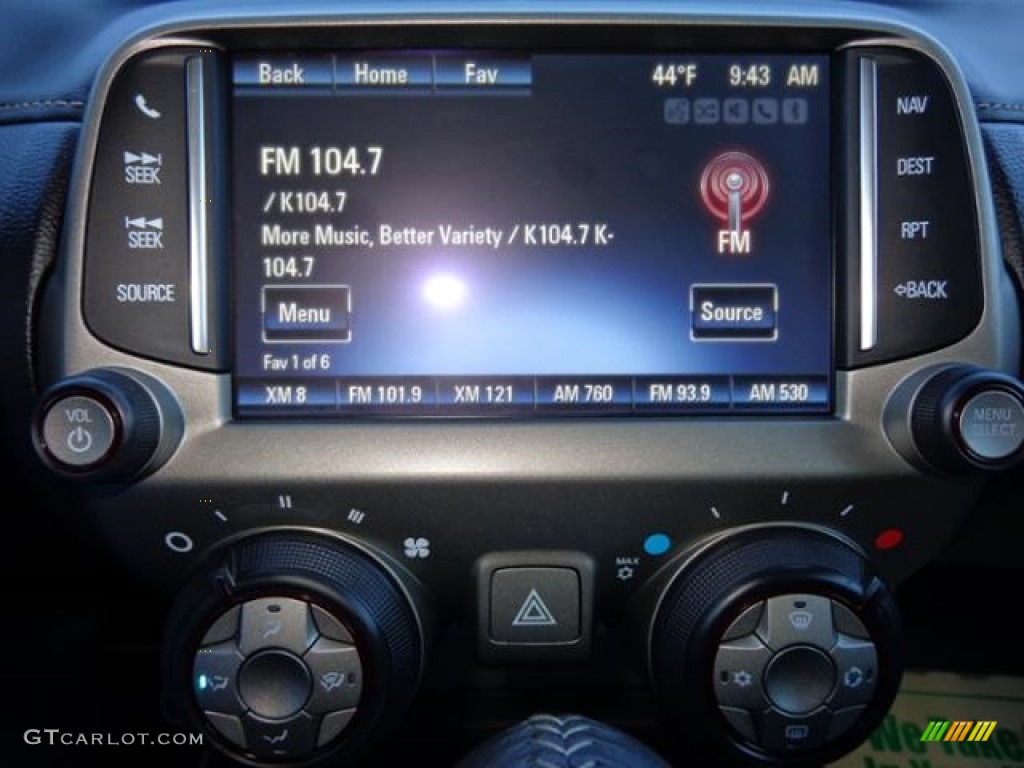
(651, 63), (698, 88)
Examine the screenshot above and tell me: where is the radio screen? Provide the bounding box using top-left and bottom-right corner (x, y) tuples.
(231, 52), (832, 416)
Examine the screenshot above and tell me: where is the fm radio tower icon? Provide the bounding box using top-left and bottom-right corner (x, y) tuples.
(699, 151), (770, 254)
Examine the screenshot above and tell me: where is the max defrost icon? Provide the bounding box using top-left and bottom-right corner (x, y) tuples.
(700, 151), (770, 254)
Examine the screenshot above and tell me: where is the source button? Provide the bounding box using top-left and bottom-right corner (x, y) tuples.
(691, 284), (778, 340)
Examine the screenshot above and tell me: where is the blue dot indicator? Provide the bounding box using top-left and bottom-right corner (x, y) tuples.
(197, 674), (208, 691)
(644, 533), (671, 556)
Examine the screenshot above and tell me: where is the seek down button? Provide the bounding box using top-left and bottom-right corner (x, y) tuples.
(262, 285), (351, 342)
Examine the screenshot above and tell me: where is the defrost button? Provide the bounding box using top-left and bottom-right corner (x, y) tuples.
(757, 594), (836, 651)
(304, 637), (364, 713)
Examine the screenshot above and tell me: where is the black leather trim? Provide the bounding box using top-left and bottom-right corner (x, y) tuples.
(0, 0), (170, 126)
(982, 123), (1024, 305)
(0, 122), (79, 460)
(977, 103), (1024, 125)
(0, 100), (87, 126)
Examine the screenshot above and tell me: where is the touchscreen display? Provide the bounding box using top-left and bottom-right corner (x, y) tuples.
(231, 52), (832, 416)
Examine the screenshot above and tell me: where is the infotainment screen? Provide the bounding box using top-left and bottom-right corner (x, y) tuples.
(231, 52), (832, 416)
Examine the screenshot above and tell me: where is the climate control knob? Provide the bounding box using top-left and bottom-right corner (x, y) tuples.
(637, 526), (903, 767)
(163, 532), (431, 765)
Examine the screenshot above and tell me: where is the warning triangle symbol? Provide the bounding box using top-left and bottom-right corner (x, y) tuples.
(511, 589), (558, 627)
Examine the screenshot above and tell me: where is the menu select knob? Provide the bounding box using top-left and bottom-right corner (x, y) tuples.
(33, 368), (181, 480)
(907, 365), (1024, 472)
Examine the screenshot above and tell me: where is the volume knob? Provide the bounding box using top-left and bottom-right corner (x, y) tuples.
(33, 367), (181, 480)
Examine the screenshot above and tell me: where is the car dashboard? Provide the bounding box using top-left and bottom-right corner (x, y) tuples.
(2, 2), (1023, 767)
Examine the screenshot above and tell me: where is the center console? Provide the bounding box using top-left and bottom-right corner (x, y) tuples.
(30, 5), (1024, 766)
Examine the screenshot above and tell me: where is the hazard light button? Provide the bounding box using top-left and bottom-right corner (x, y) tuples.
(491, 567), (579, 643)
(476, 553), (595, 662)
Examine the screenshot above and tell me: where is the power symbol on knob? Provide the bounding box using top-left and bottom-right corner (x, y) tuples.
(699, 151), (770, 233)
(67, 426), (94, 454)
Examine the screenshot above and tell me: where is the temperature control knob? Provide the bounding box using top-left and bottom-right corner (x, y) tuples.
(636, 526), (903, 767)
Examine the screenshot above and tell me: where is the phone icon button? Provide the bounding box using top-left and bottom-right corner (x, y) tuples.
(133, 93), (162, 120)
(752, 98), (779, 125)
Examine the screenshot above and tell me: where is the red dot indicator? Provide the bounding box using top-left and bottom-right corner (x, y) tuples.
(874, 528), (905, 551)
(699, 151), (770, 225)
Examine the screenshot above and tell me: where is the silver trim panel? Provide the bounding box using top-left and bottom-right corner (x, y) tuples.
(186, 55), (210, 355)
(36, 7), (1022, 591)
(858, 56), (878, 352)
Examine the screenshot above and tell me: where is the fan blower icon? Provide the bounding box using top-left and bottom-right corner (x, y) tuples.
(699, 151), (770, 234)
